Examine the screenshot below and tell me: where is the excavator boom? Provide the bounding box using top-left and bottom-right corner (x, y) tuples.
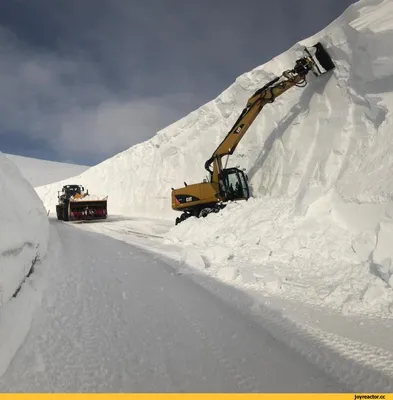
(208, 75), (302, 160)
(204, 43), (335, 181)
(171, 42), (335, 225)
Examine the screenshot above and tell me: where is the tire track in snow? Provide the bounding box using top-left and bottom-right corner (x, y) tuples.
(167, 291), (260, 392)
(300, 324), (393, 392)
(162, 267), (346, 393)
(188, 274), (393, 393)
(73, 219), (392, 392)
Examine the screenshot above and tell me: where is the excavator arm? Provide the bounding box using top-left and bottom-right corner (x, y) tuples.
(171, 42), (335, 224)
(204, 42), (335, 184)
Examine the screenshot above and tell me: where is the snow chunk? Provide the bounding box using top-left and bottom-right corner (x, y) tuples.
(371, 221), (393, 285)
(351, 232), (376, 263)
(254, 272), (283, 293)
(180, 246), (206, 272)
(216, 267), (239, 282)
(202, 245), (234, 265)
(362, 281), (388, 306)
(71, 194), (108, 201)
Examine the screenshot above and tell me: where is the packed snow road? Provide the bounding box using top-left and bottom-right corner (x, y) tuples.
(0, 219), (347, 392)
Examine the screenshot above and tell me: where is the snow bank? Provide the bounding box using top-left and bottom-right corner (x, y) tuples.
(0, 152), (50, 377)
(37, 0), (393, 316)
(5, 153), (89, 187)
(0, 153), (49, 309)
(165, 193), (393, 316)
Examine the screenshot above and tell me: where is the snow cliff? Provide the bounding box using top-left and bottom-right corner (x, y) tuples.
(0, 153), (49, 308)
(36, 0), (393, 315)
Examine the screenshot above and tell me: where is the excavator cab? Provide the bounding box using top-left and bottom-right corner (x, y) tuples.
(219, 168), (249, 201)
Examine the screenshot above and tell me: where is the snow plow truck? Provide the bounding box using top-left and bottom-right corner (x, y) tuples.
(56, 184), (108, 222)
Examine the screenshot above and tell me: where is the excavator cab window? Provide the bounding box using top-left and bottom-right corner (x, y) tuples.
(221, 168), (250, 201)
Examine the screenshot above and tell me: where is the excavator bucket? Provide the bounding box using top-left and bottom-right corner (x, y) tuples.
(304, 42), (335, 76)
(69, 198), (108, 221)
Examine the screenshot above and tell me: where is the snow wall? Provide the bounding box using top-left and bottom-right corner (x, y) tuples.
(36, 0), (393, 314)
(37, 0), (393, 217)
(0, 152), (49, 308)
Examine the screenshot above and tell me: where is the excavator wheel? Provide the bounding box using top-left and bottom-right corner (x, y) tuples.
(199, 208), (211, 218)
(175, 212), (190, 225)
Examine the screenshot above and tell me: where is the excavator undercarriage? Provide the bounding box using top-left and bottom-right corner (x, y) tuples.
(171, 42), (335, 225)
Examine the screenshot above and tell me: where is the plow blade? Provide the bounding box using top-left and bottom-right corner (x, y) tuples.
(69, 199), (107, 221)
(304, 42), (335, 76)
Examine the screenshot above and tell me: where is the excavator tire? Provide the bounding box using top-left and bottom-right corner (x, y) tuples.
(199, 208), (211, 218)
(175, 211), (193, 225)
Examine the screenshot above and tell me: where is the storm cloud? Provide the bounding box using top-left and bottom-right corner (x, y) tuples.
(0, 0), (356, 164)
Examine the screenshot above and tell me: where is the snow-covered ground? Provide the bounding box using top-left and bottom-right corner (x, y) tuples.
(5, 153), (89, 187)
(36, 0), (393, 319)
(2, 0), (393, 385)
(2, 218), (391, 393)
(0, 152), (50, 376)
(72, 216), (393, 391)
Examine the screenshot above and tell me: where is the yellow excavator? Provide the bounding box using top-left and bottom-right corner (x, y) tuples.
(171, 42), (335, 225)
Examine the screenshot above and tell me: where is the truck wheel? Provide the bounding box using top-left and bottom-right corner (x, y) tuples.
(56, 205), (62, 221)
(63, 209), (69, 221)
(63, 201), (69, 221)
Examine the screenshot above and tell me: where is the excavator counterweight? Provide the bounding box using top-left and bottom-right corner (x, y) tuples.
(171, 42), (335, 225)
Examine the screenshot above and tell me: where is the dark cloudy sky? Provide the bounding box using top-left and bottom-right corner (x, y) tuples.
(0, 0), (356, 165)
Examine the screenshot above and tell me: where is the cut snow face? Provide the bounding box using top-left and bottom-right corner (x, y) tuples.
(5, 154), (89, 187)
(36, 0), (393, 316)
(0, 153), (49, 307)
